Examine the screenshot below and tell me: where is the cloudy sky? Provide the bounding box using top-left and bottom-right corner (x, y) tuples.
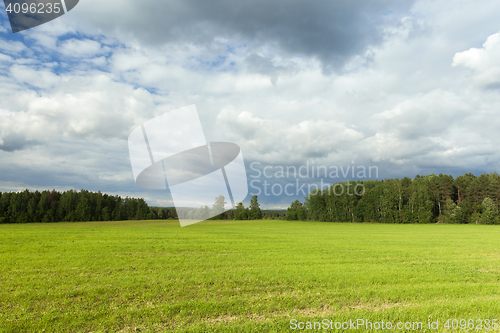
(1, 0), (500, 208)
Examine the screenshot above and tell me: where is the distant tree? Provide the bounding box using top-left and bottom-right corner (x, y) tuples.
(194, 206), (211, 220)
(248, 195), (262, 220)
(234, 202), (248, 220)
(409, 176), (434, 223)
(443, 198), (462, 224)
(75, 197), (91, 222)
(213, 195), (226, 216)
(286, 200), (307, 221)
(0, 192), (10, 223)
(102, 206), (111, 221)
(306, 189), (328, 221)
(286, 200), (300, 220)
(480, 198), (499, 225)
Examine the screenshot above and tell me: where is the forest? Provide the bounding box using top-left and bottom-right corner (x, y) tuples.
(2, 172), (499, 224)
(286, 172), (500, 224)
(0, 189), (152, 223)
(0, 190), (268, 223)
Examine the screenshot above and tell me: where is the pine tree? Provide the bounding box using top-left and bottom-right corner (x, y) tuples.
(248, 195), (262, 220)
(234, 202), (248, 220)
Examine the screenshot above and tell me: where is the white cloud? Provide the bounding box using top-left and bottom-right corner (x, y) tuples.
(58, 38), (104, 58)
(0, 39), (27, 55)
(453, 31), (500, 87)
(216, 108), (363, 163)
(10, 64), (61, 89)
(3, 0), (500, 206)
(0, 74), (156, 144)
(359, 89), (500, 169)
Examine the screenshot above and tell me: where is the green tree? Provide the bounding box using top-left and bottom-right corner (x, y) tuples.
(306, 189), (328, 221)
(286, 200), (302, 220)
(234, 202), (248, 220)
(480, 198), (498, 224)
(75, 197), (91, 222)
(444, 198), (463, 224)
(248, 195), (262, 220)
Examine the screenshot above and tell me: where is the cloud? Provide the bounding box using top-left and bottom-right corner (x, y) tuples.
(216, 108), (364, 163)
(453, 31), (500, 88)
(10, 64), (61, 88)
(3, 0), (500, 208)
(0, 38), (27, 55)
(370, 90), (470, 141)
(58, 38), (104, 58)
(73, 0), (415, 71)
(0, 75), (157, 144)
(359, 89), (500, 171)
(0, 132), (40, 152)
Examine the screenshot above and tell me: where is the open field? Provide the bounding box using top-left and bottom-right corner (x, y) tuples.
(1, 220), (500, 332)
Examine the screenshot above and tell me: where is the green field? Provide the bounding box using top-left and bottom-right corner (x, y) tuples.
(1, 220), (500, 332)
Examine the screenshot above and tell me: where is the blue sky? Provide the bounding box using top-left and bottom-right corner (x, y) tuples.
(1, 0), (500, 208)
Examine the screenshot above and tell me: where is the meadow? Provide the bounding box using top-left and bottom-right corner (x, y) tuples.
(1, 220), (500, 332)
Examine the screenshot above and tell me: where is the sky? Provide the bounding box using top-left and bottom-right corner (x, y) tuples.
(1, 0), (500, 208)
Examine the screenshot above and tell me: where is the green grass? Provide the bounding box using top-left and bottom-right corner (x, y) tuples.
(1, 220), (500, 332)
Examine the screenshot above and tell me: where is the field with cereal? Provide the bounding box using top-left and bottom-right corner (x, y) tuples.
(1, 220), (500, 332)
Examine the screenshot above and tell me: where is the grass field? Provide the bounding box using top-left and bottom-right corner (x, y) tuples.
(1, 220), (500, 332)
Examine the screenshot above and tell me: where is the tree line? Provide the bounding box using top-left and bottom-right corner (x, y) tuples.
(286, 172), (500, 224)
(0, 190), (266, 223)
(0, 189), (152, 223)
(175, 195), (264, 220)
(11, 172), (499, 225)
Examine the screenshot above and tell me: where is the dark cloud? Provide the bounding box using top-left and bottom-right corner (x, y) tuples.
(244, 53), (293, 84)
(80, 0), (415, 70)
(0, 132), (39, 152)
